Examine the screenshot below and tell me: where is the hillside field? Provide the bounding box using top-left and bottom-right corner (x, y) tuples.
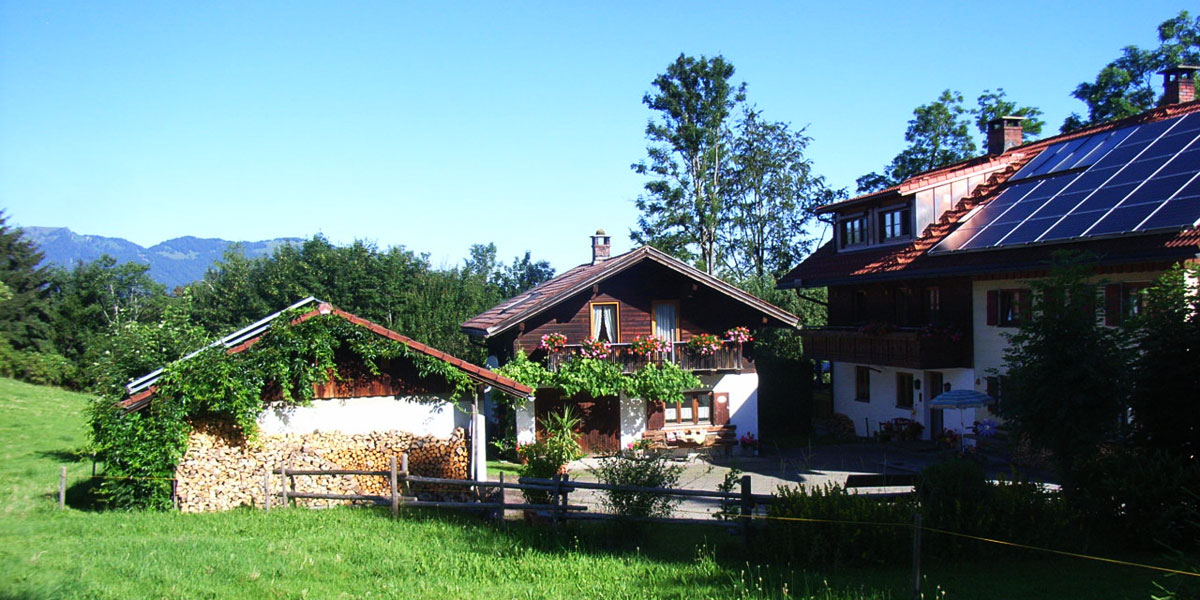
(0, 378), (1170, 599)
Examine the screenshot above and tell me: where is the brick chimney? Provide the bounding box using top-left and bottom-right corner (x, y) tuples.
(1159, 65), (1199, 106)
(591, 228), (611, 264)
(986, 116), (1025, 155)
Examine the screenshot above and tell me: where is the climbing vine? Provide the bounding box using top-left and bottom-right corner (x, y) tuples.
(496, 350), (700, 404)
(89, 310), (478, 509)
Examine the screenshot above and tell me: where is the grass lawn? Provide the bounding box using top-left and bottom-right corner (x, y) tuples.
(0, 378), (1184, 599)
(486, 459), (523, 478)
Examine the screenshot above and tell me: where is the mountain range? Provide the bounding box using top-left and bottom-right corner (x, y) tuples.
(23, 227), (302, 290)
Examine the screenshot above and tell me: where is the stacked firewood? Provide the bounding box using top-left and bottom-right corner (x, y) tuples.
(174, 420), (469, 513)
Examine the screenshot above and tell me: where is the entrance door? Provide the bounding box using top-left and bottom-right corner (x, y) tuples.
(534, 389), (620, 455)
(925, 372), (944, 438)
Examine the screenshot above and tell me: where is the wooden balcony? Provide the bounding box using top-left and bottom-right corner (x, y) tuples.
(546, 342), (748, 374)
(799, 326), (971, 370)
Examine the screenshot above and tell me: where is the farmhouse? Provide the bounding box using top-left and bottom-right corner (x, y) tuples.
(779, 66), (1200, 440)
(120, 297), (530, 511)
(462, 232), (799, 453)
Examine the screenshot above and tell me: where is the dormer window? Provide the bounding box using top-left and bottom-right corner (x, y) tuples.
(879, 205), (912, 241)
(839, 214), (869, 249)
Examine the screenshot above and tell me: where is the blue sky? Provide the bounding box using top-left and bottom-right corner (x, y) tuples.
(0, 1), (1188, 272)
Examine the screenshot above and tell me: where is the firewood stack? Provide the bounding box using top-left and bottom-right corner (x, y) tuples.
(174, 419), (470, 513)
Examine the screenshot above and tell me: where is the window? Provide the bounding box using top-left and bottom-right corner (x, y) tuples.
(590, 302), (619, 342)
(1104, 282), (1149, 325)
(925, 287), (941, 322)
(663, 391), (713, 425)
(839, 214), (869, 248)
(896, 373), (914, 408)
(879, 206), (912, 241)
(652, 301), (679, 344)
(987, 289), (1030, 327)
(855, 366), (871, 402)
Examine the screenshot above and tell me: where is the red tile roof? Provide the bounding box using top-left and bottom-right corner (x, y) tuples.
(782, 100), (1200, 287)
(120, 303), (531, 411)
(462, 245), (800, 337)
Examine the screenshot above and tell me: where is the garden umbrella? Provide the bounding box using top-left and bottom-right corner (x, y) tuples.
(930, 389), (993, 448)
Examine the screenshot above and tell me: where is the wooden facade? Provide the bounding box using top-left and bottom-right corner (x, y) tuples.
(487, 261), (768, 368)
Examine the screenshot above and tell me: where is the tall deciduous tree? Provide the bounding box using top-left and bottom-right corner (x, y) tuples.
(632, 54), (745, 273)
(1126, 264), (1200, 464)
(725, 108), (838, 280)
(1062, 10), (1200, 131)
(1000, 254), (1132, 489)
(972, 88), (1045, 141)
(856, 90), (977, 194)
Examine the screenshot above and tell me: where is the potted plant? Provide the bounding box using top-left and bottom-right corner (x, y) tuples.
(630, 335), (669, 356)
(579, 337), (611, 359)
(538, 332), (567, 353)
(685, 333), (722, 356)
(517, 407), (584, 507)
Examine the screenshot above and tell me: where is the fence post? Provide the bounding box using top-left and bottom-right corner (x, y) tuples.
(390, 455), (399, 519)
(497, 473), (506, 526)
(400, 453), (410, 498)
(171, 479), (178, 511)
(739, 475), (753, 545)
(559, 474), (570, 525)
(912, 512), (922, 600)
(263, 471), (271, 512)
(281, 464), (289, 508)
(551, 473), (562, 529)
(59, 467), (66, 510)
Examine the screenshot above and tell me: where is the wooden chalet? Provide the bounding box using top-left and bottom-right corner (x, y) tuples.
(778, 67), (1200, 440)
(462, 231), (799, 453)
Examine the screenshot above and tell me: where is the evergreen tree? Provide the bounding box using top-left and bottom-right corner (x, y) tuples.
(0, 212), (54, 352)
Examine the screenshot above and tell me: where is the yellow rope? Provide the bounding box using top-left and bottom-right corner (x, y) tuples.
(674, 508), (1200, 579)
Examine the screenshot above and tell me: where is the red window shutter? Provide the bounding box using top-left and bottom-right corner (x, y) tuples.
(986, 290), (998, 326)
(713, 392), (730, 426)
(646, 399), (665, 430)
(1104, 284), (1121, 326)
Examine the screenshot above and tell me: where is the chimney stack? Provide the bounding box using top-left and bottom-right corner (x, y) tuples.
(1159, 65), (1199, 106)
(591, 228), (611, 264)
(986, 116), (1025, 155)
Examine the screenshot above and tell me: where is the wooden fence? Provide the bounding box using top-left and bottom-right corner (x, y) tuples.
(265, 453), (780, 534)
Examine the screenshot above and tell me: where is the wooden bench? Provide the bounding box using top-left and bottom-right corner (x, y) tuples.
(641, 424), (737, 450)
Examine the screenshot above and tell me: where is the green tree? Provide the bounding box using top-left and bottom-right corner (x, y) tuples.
(632, 54), (745, 273)
(1126, 264), (1200, 464)
(856, 90), (977, 193)
(45, 256), (168, 377)
(1000, 254), (1132, 488)
(724, 108), (840, 280)
(0, 212), (54, 353)
(972, 88), (1045, 141)
(1062, 10), (1200, 131)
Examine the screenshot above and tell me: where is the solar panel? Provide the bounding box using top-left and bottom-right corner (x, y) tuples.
(931, 111), (1200, 253)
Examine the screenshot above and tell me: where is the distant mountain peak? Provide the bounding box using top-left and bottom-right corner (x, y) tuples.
(23, 227), (302, 289)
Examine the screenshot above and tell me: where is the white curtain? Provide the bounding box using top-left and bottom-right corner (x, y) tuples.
(654, 303), (677, 355)
(593, 304), (617, 342)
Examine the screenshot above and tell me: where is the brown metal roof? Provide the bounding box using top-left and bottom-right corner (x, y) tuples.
(462, 245), (800, 337)
(120, 302), (531, 411)
(782, 100), (1200, 288)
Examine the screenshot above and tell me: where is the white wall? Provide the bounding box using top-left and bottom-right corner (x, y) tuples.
(972, 270), (1165, 419)
(705, 372), (759, 440)
(619, 394), (646, 448)
(257, 395), (467, 437)
(832, 363), (972, 438)
(617, 372), (760, 443)
(515, 396), (537, 445)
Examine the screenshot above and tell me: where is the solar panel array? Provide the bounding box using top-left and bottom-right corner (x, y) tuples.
(932, 112), (1200, 253)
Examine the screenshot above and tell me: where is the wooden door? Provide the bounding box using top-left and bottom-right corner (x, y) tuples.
(534, 389), (620, 455)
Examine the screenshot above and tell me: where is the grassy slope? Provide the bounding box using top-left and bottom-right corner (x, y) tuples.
(0, 378), (1171, 599)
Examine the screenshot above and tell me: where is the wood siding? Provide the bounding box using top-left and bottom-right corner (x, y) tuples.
(490, 262), (770, 369)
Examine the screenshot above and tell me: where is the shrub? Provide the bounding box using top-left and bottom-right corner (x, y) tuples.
(517, 407), (583, 504)
(589, 449), (683, 518)
(765, 483), (915, 567)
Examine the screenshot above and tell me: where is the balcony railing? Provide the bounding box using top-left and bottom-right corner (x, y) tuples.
(545, 341), (747, 374)
(799, 326), (971, 370)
